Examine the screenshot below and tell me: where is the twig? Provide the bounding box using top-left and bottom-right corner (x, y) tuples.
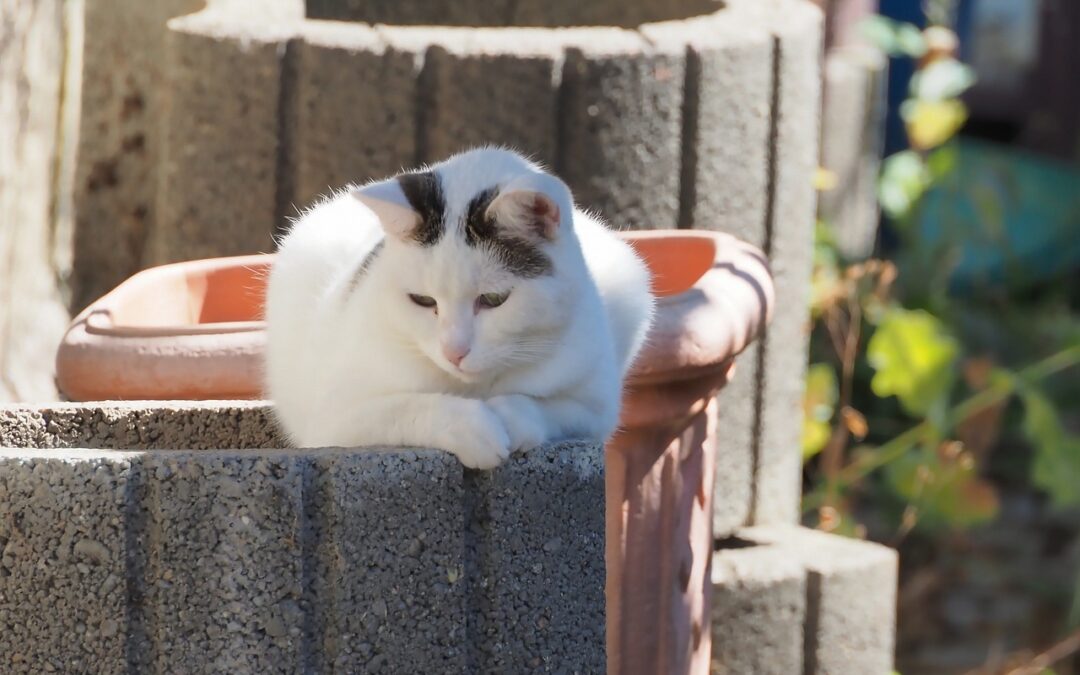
(1002, 627), (1080, 675)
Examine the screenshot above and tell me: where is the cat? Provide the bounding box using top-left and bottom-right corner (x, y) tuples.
(264, 147), (654, 468)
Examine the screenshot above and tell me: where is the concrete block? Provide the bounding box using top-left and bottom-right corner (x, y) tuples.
(292, 21), (417, 208)
(308, 450), (467, 673)
(150, 12), (297, 265)
(711, 347), (758, 536)
(0, 402), (284, 450)
(0, 450), (134, 674)
(0, 0), (72, 400)
(380, 26), (564, 167)
(71, 0), (204, 309)
(819, 46), (888, 260)
(641, 6), (774, 237)
(740, 525), (899, 675)
(471, 440), (606, 673)
(751, 1), (823, 525)
(136, 452), (306, 673)
(558, 33), (685, 230)
(711, 536), (807, 675)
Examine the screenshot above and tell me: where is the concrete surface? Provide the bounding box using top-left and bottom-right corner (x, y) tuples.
(0, 0), (75, 401)
(0, 402), (605, 674)
(712, 525), (899, 675)
(819, 46), (888, 260)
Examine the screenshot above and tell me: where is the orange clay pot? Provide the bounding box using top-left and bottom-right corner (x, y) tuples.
(56, 230), (773, 675)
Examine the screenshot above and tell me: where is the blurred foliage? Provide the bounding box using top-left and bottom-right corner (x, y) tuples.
(803, 13), (1080, 560)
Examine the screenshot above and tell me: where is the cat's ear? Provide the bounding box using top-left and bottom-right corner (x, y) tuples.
(350, 179), (420, 240)
(486, 174), (566, 241)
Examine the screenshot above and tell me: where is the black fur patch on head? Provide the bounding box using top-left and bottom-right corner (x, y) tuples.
(464, 187), (553, 278)
(397, 171), (445, 246)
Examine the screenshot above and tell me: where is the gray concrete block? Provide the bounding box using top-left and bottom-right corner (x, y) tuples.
(558, 34), (685, 230)
(471, 440), (606, 673)
(380, 26), (564, 166)
(0, 402), (284, 450)
(819, 46), (887, 260)
(71, 0), (204, 310)
(292, 21), (418, 209)
(751, 1), (823, 525)
(137, 452), (306, 673)
(641, 5), (774, 237)
(0, 0), (72, 400)
(711, 347), (758, 536)
(742, 525), (898, 675)
(308, 450), (467, 673)
(711, 536), (807, 675)
(0, 450), (135, 674)
(150, 12), (297, 265)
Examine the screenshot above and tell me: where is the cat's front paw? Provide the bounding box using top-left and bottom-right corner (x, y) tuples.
(446, 400), (511, 470)
(487, 395), (548, 452)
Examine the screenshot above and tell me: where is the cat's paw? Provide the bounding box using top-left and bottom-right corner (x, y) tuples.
(446, 400), (511, 470)
(487, 395), (548, 452)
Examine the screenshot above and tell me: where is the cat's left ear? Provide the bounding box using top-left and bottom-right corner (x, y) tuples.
(486, 174), (567, 241)
(350, 179), (421, 240)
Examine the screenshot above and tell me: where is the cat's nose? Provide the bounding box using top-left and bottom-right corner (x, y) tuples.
(443, 345), (470, 367)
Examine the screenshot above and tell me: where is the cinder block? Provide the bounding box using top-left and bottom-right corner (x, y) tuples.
(0, 450), (134, 674)
(150, 12), (297, 265)
(711, 536), (807, 675)
(0, 402), (284, 450)
(641, 6), (773, 237)
(710, 347), (757, 536)
(292, 22), (418, 208)
(308, 450), (467, 673)
(819, 46), (887, 260)
(558, 33), (685, 230)
(137, 452), (306, 673)
(739, 525), (898, 675)
(750, 1), (823, 525)
(380, 26), (564, 166)
(471, 441), (606, 673)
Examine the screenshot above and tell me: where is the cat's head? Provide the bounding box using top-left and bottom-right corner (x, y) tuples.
(353, 148), (581, 382)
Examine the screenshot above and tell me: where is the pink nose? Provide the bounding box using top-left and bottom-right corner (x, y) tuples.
(443, 346), (470, 367)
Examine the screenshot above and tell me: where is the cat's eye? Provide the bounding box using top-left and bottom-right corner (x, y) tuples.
(477, 291), (510, 309)
(408, 293), (437, 308)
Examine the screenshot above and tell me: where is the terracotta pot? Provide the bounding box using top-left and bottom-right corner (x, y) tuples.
(55, 230), (773, 675)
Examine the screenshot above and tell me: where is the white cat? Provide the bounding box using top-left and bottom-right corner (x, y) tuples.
(265, 147), (654, 468)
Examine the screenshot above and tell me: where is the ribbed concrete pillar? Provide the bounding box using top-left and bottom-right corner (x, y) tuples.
(0, 403), (605, 674)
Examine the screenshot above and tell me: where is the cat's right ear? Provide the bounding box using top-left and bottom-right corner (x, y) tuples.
(350, 179), (421, 240)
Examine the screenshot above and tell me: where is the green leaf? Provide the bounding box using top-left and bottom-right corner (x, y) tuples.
(885, 442), (998, 529)
(1022, 388), (1080, 508)
(858, 15), (900, 54)
(910, 58), (977, 101)
(878, 151), (931, 220)
(867, 308), (959, 417)
(803, 364), (838, 460)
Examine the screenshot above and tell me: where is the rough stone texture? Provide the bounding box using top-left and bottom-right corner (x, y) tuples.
(0, 401), (285, 450)
(711, 537), (806, 675)
(148, 12), (295, 265)
(293, 21), (417, 209)
(471, 441), (606, 673)
(309, 450), (467, 673)
(0, 450), (134, 674)
(732, 525), (899, 675)
(710, 349), (757, 535)
(0, 0), (74, 401)
(0, 403), (605, 673)
(558, 32), (685, 230)
(138, 452), (306, 673)
(749, 1), (823, 525)
(819, 46), (887, 260)
(71, 0), (204, 310)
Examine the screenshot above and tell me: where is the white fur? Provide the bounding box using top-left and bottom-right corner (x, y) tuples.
(265, 148), (654, 468)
